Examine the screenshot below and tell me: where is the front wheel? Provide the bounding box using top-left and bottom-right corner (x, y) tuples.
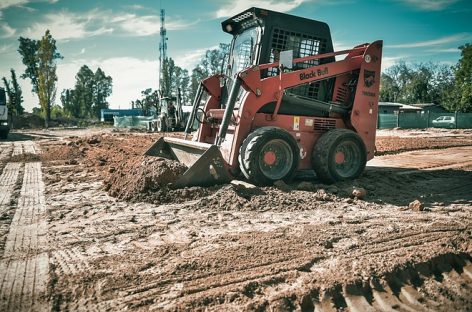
(312, 129), (367, 184)
(240, 127), (299, 185)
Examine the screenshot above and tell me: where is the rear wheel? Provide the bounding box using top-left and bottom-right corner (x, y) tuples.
(312, 128), (366, 184)
(0, 130), (7, 139)
(240, 127), (299, 185)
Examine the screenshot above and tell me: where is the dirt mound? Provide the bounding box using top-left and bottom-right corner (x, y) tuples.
(104, 156), (214, 203)
(195, 184), (341, 211)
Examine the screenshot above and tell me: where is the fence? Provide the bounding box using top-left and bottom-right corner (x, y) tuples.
(378, 112), (472, 129)
(113, 116), (154, 128)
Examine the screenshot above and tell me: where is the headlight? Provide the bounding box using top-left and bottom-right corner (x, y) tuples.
(0, 122), (8, 126)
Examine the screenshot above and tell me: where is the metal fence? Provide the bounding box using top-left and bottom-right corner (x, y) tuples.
(113, 116), (154, 128)
(378, 112), (472, 129)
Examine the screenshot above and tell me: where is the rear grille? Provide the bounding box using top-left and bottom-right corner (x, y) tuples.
(335, 86), (348, 103)
(314, 118), (336, 131)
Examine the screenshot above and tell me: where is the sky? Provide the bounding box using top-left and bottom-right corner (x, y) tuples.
(0, 0), (471, 112)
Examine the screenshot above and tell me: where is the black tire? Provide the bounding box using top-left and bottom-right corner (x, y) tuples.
(0, 130), (7, 139)
(240, 127), (299, 185)
(312, 128), (367, 184)
(157, 118), (167, 132)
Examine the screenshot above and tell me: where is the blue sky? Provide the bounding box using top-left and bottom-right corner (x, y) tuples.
(0, 0), (470, 111)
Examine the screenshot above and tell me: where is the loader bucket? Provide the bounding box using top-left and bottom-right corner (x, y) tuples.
(145, 137), (231, 187)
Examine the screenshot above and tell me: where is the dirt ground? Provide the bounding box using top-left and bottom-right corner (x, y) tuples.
(0, 127), (471, 311)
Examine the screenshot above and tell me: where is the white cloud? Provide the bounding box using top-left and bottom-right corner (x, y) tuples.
(20, 9), (196, 40)
(387, 33), (471, 49)
(0, 22), (15, 37)
(0, 0), (28, 10)
(113, 13), (198, 36)
(0, 43), (14, 54)
(23, 10), (113, 40)
(0, 0), (58, 10)
(398, 0), (459, 10)
(216, 0), (309, 18)
(381, 55), (405, 71)
(173, 46), (219, 72)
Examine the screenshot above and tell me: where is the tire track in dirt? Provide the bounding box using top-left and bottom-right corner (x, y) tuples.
(0, 142), (49, 312)
(0, 162), (23, 254)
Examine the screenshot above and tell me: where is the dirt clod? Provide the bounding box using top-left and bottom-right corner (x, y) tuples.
(409, 199), (425, 211)
(351, 187), (367, 199)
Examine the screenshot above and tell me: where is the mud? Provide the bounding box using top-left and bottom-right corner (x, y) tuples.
(1, 128), (471, 311)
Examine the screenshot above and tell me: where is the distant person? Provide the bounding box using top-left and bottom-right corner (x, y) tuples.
(168, 101), (176, 118)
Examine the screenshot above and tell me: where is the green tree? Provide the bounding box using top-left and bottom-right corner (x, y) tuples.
(131, 88), (159, 115)
(74, 65), (94, 117)
(62, 66), (113, 118)
(61, 88), (79, 118)
(18, 30), (62, 127)
(2, 69), (24, 115)
(444, 44), (472, 112)
(190, 43), (229, 100)
(92, 67), (113, 118)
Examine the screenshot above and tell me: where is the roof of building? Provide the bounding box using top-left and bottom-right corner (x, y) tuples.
(379, 102), (422, 110)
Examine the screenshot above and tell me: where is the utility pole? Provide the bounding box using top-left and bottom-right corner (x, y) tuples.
(158, 8), (167, 95)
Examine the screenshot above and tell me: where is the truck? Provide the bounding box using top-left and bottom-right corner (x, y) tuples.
(146, 7), (382, 187)
(0, 87), (10, 139)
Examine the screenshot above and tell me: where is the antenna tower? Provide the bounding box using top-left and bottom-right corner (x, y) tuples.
(158, 8), (167, 93)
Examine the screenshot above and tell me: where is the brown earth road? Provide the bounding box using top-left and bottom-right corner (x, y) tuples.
(0, 130), (471, 311)
(0, 141), (49, 312)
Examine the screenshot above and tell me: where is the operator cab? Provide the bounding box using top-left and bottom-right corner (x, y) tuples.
(222, 7), (336, 115)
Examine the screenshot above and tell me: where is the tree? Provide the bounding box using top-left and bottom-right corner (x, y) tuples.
(62, 66), (113, 118)
(131, 88), (159, 115)
(444, 44), (472, 112)
(74, 65), (94, 117)
(18, 30), (62, 127)
(92, 67), (113, 118)
(189, 43), (229, 100)
(380, 61), (458, 109)
(2, 69), (24, 115)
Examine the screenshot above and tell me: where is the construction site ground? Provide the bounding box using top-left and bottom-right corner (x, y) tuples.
(0, 127), (471, 311)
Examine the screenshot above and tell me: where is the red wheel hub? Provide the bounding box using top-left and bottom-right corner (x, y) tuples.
(335, 151), (345, 164)
(263, 151), (277, 166)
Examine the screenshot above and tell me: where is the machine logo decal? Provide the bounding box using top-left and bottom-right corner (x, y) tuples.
(364, 70), (376, 88)
(300, 67), (328, 80)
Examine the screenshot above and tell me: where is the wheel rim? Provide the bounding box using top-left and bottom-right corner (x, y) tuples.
(333, 140), (361, 178)
(258, 139), (293, 180)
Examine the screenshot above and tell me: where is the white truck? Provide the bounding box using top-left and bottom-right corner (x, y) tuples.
(0, 87), (10, 139)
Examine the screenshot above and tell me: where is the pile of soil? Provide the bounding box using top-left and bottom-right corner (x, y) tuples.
(194, 183), (343, 212)
(104, 156), (187, 200)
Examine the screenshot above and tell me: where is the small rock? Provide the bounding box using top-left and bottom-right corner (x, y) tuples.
(87, 137), (100, 144)
(297, 181), (314, 191)
(108, 167), (116, 173)
(409, 199), (424, 211)
(351, 187), (367, 199)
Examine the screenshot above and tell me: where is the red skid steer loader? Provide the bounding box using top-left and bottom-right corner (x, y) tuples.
(146, 7), (382, 187)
